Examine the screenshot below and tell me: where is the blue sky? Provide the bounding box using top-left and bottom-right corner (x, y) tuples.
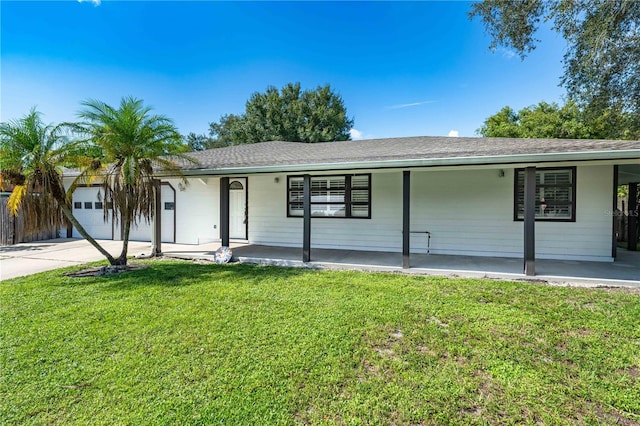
(2, 1), (568, 140)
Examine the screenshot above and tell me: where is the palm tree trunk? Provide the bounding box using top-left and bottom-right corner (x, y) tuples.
(60, 203), (118, 265)
(117, 221), (131, 265)
(116, 199), (132, 265)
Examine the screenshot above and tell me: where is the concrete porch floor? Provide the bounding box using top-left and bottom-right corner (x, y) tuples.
(159, 242), (640, 288)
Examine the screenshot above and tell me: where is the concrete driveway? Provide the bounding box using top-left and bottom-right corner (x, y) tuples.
(0, 238), (153, 281)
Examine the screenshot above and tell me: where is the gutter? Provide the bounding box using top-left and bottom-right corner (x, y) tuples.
(173, 149), (640, 177)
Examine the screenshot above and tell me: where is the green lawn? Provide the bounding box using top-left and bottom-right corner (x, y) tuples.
(2, 261), (639, 425)
(618, 241), (640, 251)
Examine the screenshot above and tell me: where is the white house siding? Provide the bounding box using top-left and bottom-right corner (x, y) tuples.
(410, 168), (517, 258)
(410, 165), (613, 261)
(166, 177), (220, 244)
(126, 184), (177, 243)
(248, 174), (302, 247)
(248, 171), (402, 251)
(245, 165), (613, 262)
(65, 177), (219, 244)
(64, 164), (613, 260)
(542, 165), (612, 261)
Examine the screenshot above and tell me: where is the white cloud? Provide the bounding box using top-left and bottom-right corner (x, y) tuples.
(387, 100), (436, 110)
(448, 130), (459, 137)
(349, 128), (364, 140)
(78, 0), (101, 6)
(499, 47), (516, 59)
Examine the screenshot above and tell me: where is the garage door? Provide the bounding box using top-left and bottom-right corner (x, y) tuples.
(72, 187), (114, 240)
(127, 185), (175, 243)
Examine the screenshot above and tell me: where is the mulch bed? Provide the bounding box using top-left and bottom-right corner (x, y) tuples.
(65, 264), (148, 278)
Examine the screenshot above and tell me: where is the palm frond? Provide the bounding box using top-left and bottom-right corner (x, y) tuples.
(7, 185), (26, 217)
(0, 109), (85, 233)
(72, 96), (189, 262)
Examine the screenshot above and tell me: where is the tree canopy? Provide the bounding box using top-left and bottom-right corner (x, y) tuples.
(195, 83), (353, 149)
(184, 132), (222, 152)
(478, 101), (637, 139)
(470, 0), (640, 135)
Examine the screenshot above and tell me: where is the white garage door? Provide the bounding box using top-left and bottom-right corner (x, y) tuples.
(127, 185), (176, 243)
(72, 187), (114, 240)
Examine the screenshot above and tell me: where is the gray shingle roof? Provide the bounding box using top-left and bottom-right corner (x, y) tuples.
(180, 136), (640, 172)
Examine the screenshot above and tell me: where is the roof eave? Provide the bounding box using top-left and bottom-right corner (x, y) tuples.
(174, 149), (640, 176)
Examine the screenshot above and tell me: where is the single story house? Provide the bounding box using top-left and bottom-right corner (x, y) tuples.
(63, 136), (640, 276)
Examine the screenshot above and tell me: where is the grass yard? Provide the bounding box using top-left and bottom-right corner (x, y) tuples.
(618, 241), (640, 251)
(1, 261), (640, 425)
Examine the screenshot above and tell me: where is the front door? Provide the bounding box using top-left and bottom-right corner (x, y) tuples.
(229, 178), (247, 239)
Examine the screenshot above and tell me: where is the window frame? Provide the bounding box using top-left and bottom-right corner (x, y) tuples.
(513, 166), (577, 222)
(286, 173), (372, 219)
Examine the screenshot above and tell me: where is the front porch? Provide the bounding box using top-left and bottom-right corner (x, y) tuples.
(144, 162), (640, 283)
(159, 242), (640, 287)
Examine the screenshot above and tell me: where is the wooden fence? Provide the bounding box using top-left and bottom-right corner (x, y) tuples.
(616, 214), (628, 242)
(0, 197), (60, 245)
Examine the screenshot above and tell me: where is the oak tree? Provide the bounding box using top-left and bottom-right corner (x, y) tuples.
(205, 83), (354, 146)
(471, 0), (640, 135)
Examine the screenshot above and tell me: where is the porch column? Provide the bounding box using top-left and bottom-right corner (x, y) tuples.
(402, 170), (410, 269)
(612, 166), (619, 258)
(523, 167), (536, 276)
(151, 179), (162, 256)
(66, 218), (73, 238)
(628, 182), (639, 251)
(220, 177), (230, 247)
(303, 174), (311, 262)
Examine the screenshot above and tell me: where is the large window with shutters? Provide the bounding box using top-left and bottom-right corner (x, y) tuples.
(514, 167), (576, 221)
(287, 174), (371, 218)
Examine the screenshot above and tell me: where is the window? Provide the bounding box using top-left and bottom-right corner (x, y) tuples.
(229, 181), (244, 190)
(74, 202), (82, 209)
(287, 174), (371, 219)
(164, 202), (175, 210)
(84, 202), (93, 209)
(514, 167), (576, 221)
(94, 202), (103, 209)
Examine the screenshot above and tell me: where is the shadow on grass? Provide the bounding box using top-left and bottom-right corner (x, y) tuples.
(98, 260), (313, 290)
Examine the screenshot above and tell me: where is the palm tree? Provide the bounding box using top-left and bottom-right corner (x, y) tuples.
(0, 109), (118, 263)
(72, 97), (191, 265)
